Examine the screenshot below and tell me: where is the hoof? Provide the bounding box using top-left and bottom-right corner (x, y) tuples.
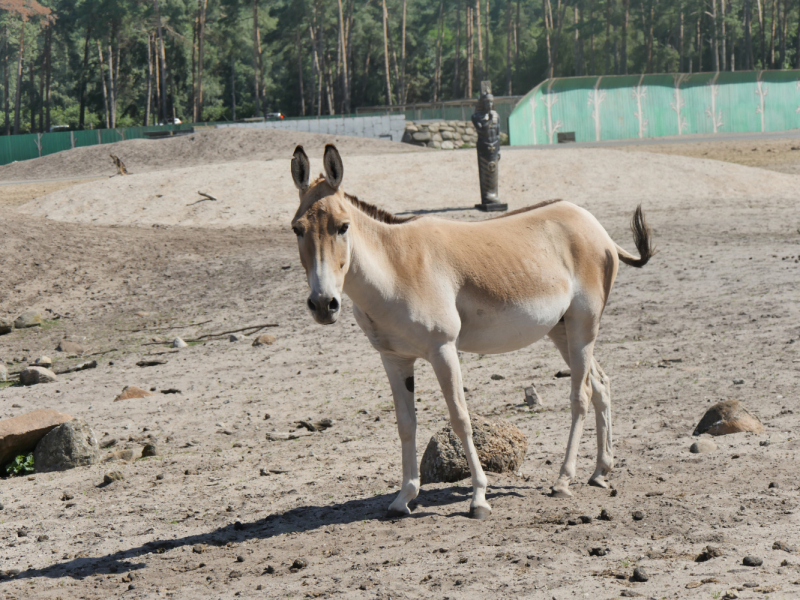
(386, 504), (411, 517)
(469, 505), (492, 520)
(588, 476), (609, 489)
(550, 486), (573, 498)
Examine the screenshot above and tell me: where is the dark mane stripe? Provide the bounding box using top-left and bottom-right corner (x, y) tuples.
(488, 198), (563, 219)
(345, 194), (418, 225)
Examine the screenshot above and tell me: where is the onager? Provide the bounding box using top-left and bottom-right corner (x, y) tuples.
(290, 144), (654, 519)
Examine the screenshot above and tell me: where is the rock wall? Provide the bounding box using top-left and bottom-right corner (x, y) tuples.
(402, 120), (478, 149)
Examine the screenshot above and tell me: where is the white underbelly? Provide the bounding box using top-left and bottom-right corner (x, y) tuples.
(456, 295), (570, 354)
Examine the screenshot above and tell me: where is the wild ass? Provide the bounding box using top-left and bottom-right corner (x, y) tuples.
(290, 144), (654, 519)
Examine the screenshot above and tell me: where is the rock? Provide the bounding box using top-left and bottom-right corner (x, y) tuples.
(229, 333), (245, 342)
(19, 367), (58, 386)
(236, 555), (245, 562)
(768, 481), (779, 489)
(172, 337), (188, 349)
(0, 317), (12, 335)
(722, 590), (740, 599)
(104, 471), (124, 484)
(0, 362), (6, 382)
(56, 340), (85, 354)
(695, 546), (723, 562)
(690, 438), (717, 454)
(252, 334), (276, 347)
(579, 515), (593, 524)
(34, 356), (53, 368)
(524, 385), (542, 408)
(693, 399), (764, 436)
(490, 374), (504, 380)
(440, 130), (455, 140)
(441, 141), (454, 150)
(141, 444), (159, 457)
(104, 449), (135, 462)
(742, 556), (763, 567)
(14, 311), (43, 329)
(419, 416), (527, 484)
(598, 509), (613, 521)
(59, 360), (97, 374)
(632, 511), (645, 521)
(555, 369), (571, 378)
(61, 492), (74, 501)
(290, 558), (308, 571)
(589, 547), (608, 556)
(412, 131), (431, 142)
(33, 419), (100, 473)
(631, 567), (649, 582)
(136, 359), (167, 367)
(0, 409), (73, 466)
(114, 386), (154, 401)
(101, 437), (117, 448)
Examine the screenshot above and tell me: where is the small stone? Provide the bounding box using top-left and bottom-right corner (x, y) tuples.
(17, 527), (28, 537)
(631, 567), (648, 582)
(193, 545), (204, 554)
(555, 369), (571, 378)
(760, 440), (771, 446)
(19, 366), (58, 386)
(690, 439), (717, 454)
(34, 356), (53, 368)
(768, 482), (779, 489)
(742, 556), (763, 567)
(589, 547), (608, 556)
(156, 473), (164, 480)
(61, 492), (74, 501)
(695, 545), (723, 562)
(172, 337), (188, 349)
(56, 340), (84, 354)
(114, 386), (154, 401)
(263, 413), (271, 420)
(441, 141), (454, 150)
(14, 311), (43, 329)
(236, 556), (245, 562)
(103, 471), (124, 484)
(263, 565), (275, 574)
(567, 518), (580, 526)
(722, 590), (739, 599)
(290, 558), (307, 571)
(524, 385), (542, 408)
(37, 534), (49, 542)
(598, 509), (612, 521)
(259, 468), (269, 476)
(228, 570), (242, 578)
(233, 521), (244, 530)
(579, 515), (593, 524)
(490, 374), (505, 380)
(229, 333), (246, 342)
(632, 511), (645, 521)
(733, 379), (745, 385)
(101, 437), (117, 449)
(0, 317), (12, 335)
(252, 334), (276, 347)
(141, 444), (159, 457)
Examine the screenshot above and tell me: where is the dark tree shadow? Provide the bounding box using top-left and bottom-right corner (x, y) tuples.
(3, 485), (526, 582)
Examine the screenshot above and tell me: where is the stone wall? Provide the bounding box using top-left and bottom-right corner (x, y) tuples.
(402, 120), (478, 149)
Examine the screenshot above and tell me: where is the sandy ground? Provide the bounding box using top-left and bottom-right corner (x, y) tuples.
(0, 130), (799, 600)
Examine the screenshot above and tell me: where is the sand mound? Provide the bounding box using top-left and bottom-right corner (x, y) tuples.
(0, 127), (423, 182)
(17, 147), (799, 229)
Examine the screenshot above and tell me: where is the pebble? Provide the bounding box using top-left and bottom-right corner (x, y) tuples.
(37, 534), (49, 542)
(567, 518), (580, 526)
(290, 558), (307, 571)
(34, 356), (53, 368)
(598, 509), (612, 521)
(589, 547), (608, 556)
(172, 337), (188, 348)
(695, 545), (723, 562)
(236, 555), (245, 562)
(263, 565), (275, 574)
(103, 471), (124, 484)
(632, 510), (645, 521)
(141, 444), (159, 457)
(555, 369), (571, 378)
(723, 590), (739, 599)
(759, 439), (770, 446)
(742, 556), (763, 567)
(690, 439), (718, 454)
(61, 492), (74, 501)
(524, 385), (542, 408)
(768, 482), (779, 489)
(192, 545), (204, 554)
(490, 374), (505, 380)
(156, 474), (165, 480)
(579, 515), (592, 524)
(229, 333), (246, 342)
(631, 567), (648, 582)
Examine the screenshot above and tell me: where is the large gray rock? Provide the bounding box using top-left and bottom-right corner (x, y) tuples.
(14, 311), (43, 329)
(420, 416), (528, 485)
(34, 419), (100, 473)
(412, 131), (432, 142)
(0, 409), (73, 466)
(0, 317), (12, 335)
(19, 366), (58, 386)
(694, 400), (764, 436)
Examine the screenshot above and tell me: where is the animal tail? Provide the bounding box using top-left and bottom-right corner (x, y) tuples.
(615, 204), (655, 268)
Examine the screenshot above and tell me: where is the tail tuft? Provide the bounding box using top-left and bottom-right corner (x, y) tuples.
(617, 204), (655, 268)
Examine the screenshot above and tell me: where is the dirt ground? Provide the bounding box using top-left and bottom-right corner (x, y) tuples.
(0, 131), (799, 600)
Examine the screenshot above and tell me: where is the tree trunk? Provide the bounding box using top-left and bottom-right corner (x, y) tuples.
(433, 0), (444, 101)
(589, 0), (596, 74)
(197, 0), (208, 120)
(154, 35), (161, 122)
(711, 0), (719, 71)
(381, 0), (392, 105)
(768, 0), (776, 66)
(29, 51), (35, 132)
(745, 0), (753, 68)
(77, 26), (90, 129)
(400, 0), (407, 104)
(97, 42), (110, 128)
(484, 0), (490, 78)
(605, 0), (613, 74)
(515, 0), (521, 76)
(453, 2), (461, 98)
(296, 29), (305, 116)
(467, 5), (473, 95)
(696, 12), (702, 71)
(145, 33), (152, 125)
(756, 0), (766, 67)
(13, 20), (24, 135)
(337, 0), (349, 113)
(191, 4), (198, 121)
(796, 0), (800, 68)
(545, 0), (554, 77)
(506, 1), (512, 93)
(679, 7), (684, 70)
(231, 53), (237, 120)
(647, 0), (654, 72)
(720, 0), (727, 69)
(154, 0), (168, 123)
(360, 35), (372, 106)
(3, 27), (9, 134)
(252, 0), (261, 116)
(574, 5), (581, 75)
(38, 40), (44, 131)
(44, 24), (51, 131)
(620, 0), (628, 73)
(475, 0), (483, 81)
(107, 31), (116, 127)
(309, 24), (321, 116)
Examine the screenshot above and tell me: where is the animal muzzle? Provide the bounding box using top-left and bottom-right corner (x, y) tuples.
(306, 293), (341, 324)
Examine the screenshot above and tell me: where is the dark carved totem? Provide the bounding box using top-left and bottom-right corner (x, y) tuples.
(472, 81), (507, 212)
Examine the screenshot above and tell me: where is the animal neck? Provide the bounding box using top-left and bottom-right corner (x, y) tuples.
(342, 208), (402, 311)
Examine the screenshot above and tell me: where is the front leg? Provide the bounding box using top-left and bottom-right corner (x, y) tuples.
(381, 354), (419, 516)
(429, 344), (491, 519)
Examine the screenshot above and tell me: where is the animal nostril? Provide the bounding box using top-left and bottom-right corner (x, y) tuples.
(329, 298), (340, 312)
(307, 298), (317, 312)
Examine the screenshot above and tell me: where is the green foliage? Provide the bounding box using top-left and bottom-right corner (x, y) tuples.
(5, 454), (34, 477)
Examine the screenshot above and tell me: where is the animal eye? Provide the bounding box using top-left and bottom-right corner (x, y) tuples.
(338, 223), (349, 235)
(292, 226), (303, 236)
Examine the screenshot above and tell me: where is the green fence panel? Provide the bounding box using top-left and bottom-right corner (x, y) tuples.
(510, 70), (800, 145)
(40, 131), (73, 157)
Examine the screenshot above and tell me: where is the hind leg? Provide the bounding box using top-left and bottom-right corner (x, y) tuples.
(588, 359), (613, 488)
(547, 316), (597, 497)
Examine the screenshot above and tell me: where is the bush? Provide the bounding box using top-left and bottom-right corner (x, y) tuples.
(5, 453), (34, 476)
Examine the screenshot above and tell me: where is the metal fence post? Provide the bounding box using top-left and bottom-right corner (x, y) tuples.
(70, 131), (75, 149)
(97, 130), (102, 145)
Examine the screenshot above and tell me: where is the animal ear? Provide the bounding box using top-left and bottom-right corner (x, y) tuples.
(291, 145), (310, 191)
(323, 144), (343, 190)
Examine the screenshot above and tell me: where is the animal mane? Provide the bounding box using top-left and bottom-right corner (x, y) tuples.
(488, 198), (563, 219)
(345, 193), (418, 225)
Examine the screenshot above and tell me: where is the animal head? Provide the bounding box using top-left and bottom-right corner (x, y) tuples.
(290, 144), (352, 325)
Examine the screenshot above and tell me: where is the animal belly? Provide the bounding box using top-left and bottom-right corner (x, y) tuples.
(456, 298), (568, 354)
